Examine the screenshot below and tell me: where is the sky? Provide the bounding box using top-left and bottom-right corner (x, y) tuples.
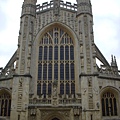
(0, 0), (120, 69)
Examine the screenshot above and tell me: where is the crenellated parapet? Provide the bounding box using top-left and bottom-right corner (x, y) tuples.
(36, 1), (77, 13)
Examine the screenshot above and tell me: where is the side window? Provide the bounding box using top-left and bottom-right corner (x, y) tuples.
(0, 90), (11, 116)
(101, 91), (118, 116)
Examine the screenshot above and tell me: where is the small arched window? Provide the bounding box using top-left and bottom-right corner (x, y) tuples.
(101, 91), (118, 116)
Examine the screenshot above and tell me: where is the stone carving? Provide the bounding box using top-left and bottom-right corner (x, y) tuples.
(54, 3), (60, 16)
(53, 80), (58, 98)
(30, 109), (36, 116)
(83, 88), (86, 95)
(89, 93), (93, 98)
(19, 78), (23, 87)
(88, 77), (92, 87)
(93, 88), (98, 95)
(73, 107), (81, 116)
(53, 87), (57, 97)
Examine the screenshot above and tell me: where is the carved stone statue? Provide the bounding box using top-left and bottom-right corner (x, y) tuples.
(53, 0), (60, 16)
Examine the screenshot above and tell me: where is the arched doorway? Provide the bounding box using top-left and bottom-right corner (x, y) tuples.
(52, 118), (60, 120)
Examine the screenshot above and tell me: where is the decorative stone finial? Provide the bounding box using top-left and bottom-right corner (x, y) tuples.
(53, 0), (60, 16)
(111, 55), (118, 70)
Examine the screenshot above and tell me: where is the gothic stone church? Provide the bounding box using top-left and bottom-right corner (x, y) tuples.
(0, 0), (120, 120)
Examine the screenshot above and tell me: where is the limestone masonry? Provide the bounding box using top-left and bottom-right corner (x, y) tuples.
(0, 0), (120, 120)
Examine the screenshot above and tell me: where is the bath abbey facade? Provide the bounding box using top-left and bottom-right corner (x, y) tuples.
(0, 0), (120, 120)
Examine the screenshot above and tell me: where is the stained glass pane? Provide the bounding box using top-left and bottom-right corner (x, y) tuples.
(44, 46), (47, 60)
(114, 98), (117, 115)
(54, 46), (58, 60)
(43, 83), (46, 97)
(71, 63), (74, 80)
(65, 46), (69, 60)
(60, 46), (64, 60)
(60, 83), (64, 95)
(60, 63), (64, 80)
(43, 64), (47, 80)
(66, 83), (69, 94)
(48, 64), (52, 80)
(110, 98), (113, 116)
(49, 46), (52, 60)
(106, 98), (109, 116)
(54, 63), (58, 80)
(38, 64), (42, 80)
(102, 98), (105, 116)
(39, 46), (42, 60)
(70, 45), (74, 60)
(8, 100), (11, 116)
(48, 83), (52, 94)
(71, 83), (75, 94)
(65, 63), (69, 80)
(37, 84), (41, 95)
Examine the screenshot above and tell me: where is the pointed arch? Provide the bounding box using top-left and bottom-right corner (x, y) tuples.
(100, 86), (119, 117)
(34, 22), (79, 97)
(0, 88), (11, 117)
(44, 111), (66, 120)
(52, 118), (60, 120)
(35, 22), (78, 46)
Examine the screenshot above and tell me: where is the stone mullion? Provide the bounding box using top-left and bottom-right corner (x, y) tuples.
(6, 99), (9, 116)
(0, 99), (1, 116)
(112, 97), (115, 116)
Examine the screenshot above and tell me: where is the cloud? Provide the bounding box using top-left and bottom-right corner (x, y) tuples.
(92, 0), (120, 69)
(0, 1), (8, 31)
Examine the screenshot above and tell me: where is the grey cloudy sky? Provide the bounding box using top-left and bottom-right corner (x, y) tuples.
(0, 0), (120, 69)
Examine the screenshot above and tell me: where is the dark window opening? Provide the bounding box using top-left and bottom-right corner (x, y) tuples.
(101, 92), (118, 116)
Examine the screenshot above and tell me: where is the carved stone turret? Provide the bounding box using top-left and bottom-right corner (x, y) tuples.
(24, 0), (37, 4)
(76, 0), (92, 15)
(22, 0), (37, 17)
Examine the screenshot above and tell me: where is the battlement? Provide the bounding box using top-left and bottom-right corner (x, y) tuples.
(36, 0), (77, 13)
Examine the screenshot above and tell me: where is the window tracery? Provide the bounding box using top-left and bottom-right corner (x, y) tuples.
(0, 91), (11, 117)
(101, 91), (118, 116)
(37, 27), (75, 97)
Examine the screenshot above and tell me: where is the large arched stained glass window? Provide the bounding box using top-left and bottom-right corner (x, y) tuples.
(37, 27), (75, 96)
(101, 91), (118, 116)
